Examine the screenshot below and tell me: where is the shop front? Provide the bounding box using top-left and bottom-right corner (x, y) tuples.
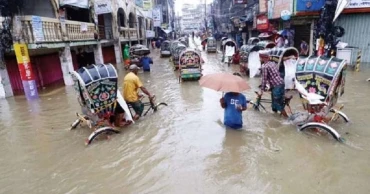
(294, 0), (325, 54)
(266, 0), (294, 44)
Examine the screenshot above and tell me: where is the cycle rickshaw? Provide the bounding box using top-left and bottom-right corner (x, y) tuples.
(222, 39), (237, 65)
(160, 40), (171, 57)
(178, 49), (202, 82)
(251, 51), (350, 141)
(172, 43), (187, 70)
(69, 64), (167, 145)
(206, 37), (217, 53)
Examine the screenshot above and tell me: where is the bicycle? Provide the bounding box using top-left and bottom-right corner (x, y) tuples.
(127, 95), (168, 117)
(71, 95), (167, 145)
(249, 90), (293, 115)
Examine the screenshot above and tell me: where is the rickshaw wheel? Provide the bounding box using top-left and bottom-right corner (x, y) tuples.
(153, 102), (168, 112)
(86, 127), (120, 145)
(299, 122), (342, 141)
(329, 109), (350, 122)
(70, 119), (81, 130)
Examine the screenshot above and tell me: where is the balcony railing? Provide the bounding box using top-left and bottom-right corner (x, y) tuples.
(119, 27), (138, 40)
(20, 16), (96, 44)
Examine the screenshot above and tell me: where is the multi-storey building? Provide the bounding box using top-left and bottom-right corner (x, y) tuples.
(0, 0), (155, 99)
(181, 3), (205, 34)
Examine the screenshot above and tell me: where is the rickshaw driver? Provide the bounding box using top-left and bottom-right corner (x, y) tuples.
(258, 50), (288, 118)
(123, 64), (154, 120)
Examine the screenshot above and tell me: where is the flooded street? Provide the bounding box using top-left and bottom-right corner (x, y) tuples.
(1, 38), (370, 194)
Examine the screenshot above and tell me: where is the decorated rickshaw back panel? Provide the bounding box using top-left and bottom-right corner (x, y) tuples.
(73, 64), (118, 113)
(179, 50), (201, 67)
(296, 56), (347, 103)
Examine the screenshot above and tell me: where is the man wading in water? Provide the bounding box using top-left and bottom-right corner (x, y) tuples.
(258, 50), (289, 118)
(219, 73), (248, 129)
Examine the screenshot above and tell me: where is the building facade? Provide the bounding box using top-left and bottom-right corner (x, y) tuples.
(181, 4), (206, 34)
(0, 0), (156, 99)
(210, 0), (370, 62)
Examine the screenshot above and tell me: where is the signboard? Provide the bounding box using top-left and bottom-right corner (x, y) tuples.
(296, 0), (325, 11)
(59, 0), (89, 9)
(281, 10), (292, 20)
(256, 15), (269, 31)
(136, 0), (143, 7)
(146, 30), (155, 38)
(347, 0), (370, 8)
(268, 0), (293, 19)
(143, 0), (152, 10)
(14, 43), (39, 100)
(259, 0), (267, 13)
(153, 7), (161, 27)
(31, 16), (45, 42)
(94, 0), (112, 15)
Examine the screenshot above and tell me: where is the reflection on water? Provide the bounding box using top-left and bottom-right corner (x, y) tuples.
(1, 38), (370, 193)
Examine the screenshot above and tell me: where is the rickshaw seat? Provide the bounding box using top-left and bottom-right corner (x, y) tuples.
(302, 93), (326, 105)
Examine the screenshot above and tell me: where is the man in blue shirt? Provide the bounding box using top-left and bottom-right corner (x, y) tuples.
(140, 54), (153, 72)
(219, 92), (248, 129)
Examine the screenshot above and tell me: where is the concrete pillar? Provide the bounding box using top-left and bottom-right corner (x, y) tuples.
(14, 43), (39, 100)
(59, 45), (74, 86)
(111, 12), (123, 65)
(114, 42), (122, 64)
(0, 65), (13, 98)
(94, 43), (104, 64)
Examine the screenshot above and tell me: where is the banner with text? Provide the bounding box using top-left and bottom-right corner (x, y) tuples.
(14, 43), (39, 100)
(143, 0), (152, 10)
(94, 0), (113, 15)
(153, 7), (161, 27)
(296, 0), (325, 11)
(347, 0), (370, 8)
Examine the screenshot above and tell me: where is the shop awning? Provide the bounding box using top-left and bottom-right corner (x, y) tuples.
(60, 0), (89, 9)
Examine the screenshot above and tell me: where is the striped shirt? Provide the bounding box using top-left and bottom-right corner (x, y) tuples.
(261, 61), (284, 90)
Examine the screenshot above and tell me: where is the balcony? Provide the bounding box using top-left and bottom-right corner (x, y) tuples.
(20, 16), (96, 44)
(119, 27), (138, 41)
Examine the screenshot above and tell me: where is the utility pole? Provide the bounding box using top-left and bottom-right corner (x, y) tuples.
(204, 0), (207, 34)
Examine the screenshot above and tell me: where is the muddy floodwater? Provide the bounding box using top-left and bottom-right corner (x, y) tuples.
(1, 38), (370, 194)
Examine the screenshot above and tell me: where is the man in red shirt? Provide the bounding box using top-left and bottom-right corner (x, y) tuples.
(258, 50), (288, 117)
